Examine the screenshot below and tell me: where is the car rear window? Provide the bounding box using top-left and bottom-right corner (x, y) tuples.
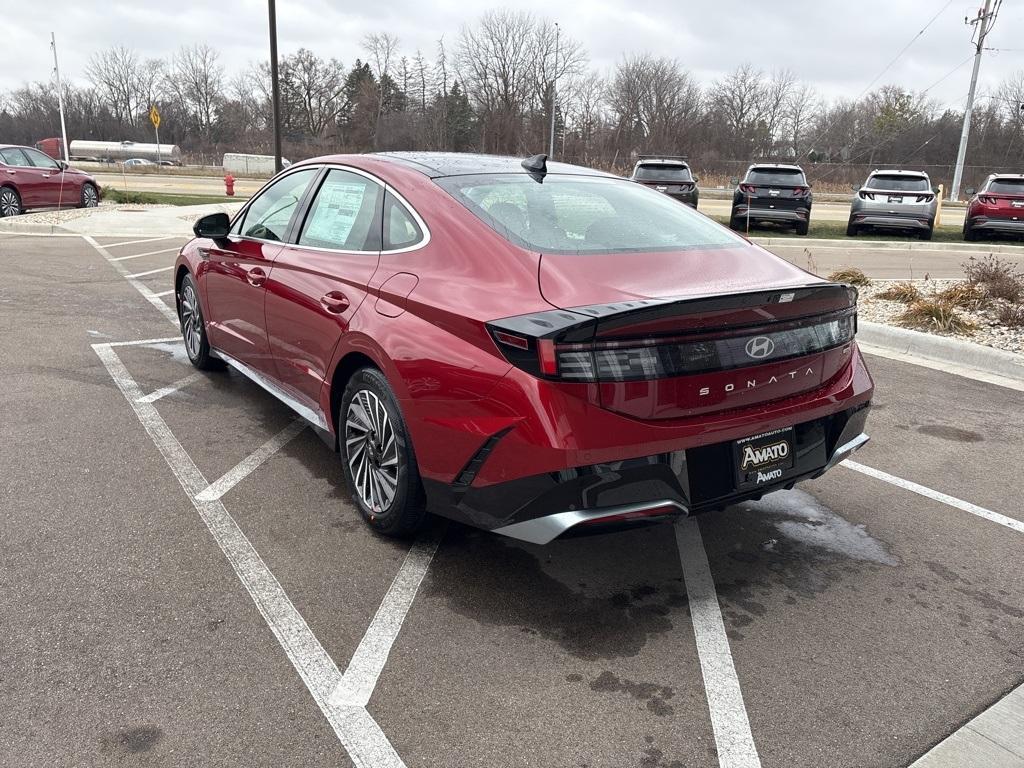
(987, 178), (1024, 194)
(866, 175), (929, 192)
(634, 164), (693, 182)
(435, 174), (740, 255)
(745, 168), (807, 186)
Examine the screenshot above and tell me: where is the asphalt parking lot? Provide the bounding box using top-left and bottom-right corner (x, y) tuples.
(2, 232), (1023, 768)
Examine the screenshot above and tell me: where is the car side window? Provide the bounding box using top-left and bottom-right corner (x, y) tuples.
(23, 148), (60, 170)
(298, 169), (383, 251)
(383, 192), (423, 250)
(0, 148), (30, 167)
(238, 168), (318, 242)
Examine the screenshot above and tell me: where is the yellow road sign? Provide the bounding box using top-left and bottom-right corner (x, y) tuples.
(149, 105), (161, 129)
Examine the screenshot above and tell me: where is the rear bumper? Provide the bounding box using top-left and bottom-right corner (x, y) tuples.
(970, 216), (1024, 234)
(417, 346), (874, 542)
(852, 212), (932, 230)
(733, 205), (808, 222)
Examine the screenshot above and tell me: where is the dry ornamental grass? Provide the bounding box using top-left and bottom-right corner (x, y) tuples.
(897, 298), (977, 335)
(876, 282), (921, 303)
(827, 267), (872, 287)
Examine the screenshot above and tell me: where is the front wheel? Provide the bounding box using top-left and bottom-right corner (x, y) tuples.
(178, 273), (220, 370)
(340, 368), (427, 537)
(0, 186), (22, 217)
(80, 183), (99, 208)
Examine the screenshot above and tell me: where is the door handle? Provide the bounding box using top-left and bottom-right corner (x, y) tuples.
(320, 292), (350, 314)
(246, 267), (266, 287)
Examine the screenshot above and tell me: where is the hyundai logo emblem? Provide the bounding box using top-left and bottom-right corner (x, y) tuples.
(745, 336), (775, 359)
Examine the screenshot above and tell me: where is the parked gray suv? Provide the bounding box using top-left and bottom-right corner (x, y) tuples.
(848, 169), (937, 240)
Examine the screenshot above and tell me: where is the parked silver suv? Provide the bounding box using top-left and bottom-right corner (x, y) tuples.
(847, 170), (938, 240)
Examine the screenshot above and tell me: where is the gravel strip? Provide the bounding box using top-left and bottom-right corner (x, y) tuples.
(859, 278), (1024, 355)
(11, 202), (171, 226)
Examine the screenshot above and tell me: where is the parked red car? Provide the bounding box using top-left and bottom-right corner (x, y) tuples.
(175, 153), (873, 543)
(963, 174), (1024, 241)
(0, 144), (100, 216)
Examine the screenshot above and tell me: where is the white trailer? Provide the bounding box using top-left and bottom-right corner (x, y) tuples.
(222, 153), (291, 176)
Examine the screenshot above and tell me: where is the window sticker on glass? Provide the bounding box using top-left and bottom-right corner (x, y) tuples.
(302, 180), (370, 247)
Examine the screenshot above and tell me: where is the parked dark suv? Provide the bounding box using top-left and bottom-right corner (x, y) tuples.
(963, 174), (1024, 241)
(731, 164), (812, 235)
(629, 156), (699, 208)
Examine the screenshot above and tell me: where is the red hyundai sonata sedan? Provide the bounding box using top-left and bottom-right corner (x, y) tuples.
(0, 144), (100, 216)
(175, 152), (872, 544)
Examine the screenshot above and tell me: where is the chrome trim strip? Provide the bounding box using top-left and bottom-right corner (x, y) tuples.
(824, 432), (870, 471)
(213, 347), (329, 431)
(493, 500), (688, 545)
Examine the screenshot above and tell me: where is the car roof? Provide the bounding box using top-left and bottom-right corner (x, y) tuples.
(369, 151), (614, 179)
(747, 163), (804, 172)
(870, 169), (928, 177)
(635, 158), (689, 166)
(990, 173), (1024, 180)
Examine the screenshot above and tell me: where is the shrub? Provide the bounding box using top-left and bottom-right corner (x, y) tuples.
(104, 188), (159, 205)
(877, 281), (921, 303)
(962, 255), (1023, 303)
(828, 267), (871, 286)
(997, 304), (1024, 328)
(897, 299), (976, 334)
(934, 282), (987, 310)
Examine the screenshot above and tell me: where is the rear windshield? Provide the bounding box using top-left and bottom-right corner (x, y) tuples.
(987, 178), (1024, 194)
(634, 164), (692, 182)
(436, 174), (740, 255)
(866, 175), (929, 192)
(745, 168), (806, 186)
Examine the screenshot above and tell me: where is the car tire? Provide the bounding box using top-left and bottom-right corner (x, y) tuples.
(729, 210), (745, 231)
(795, 220), (809, 236)
(0, 186), (22, 217)
(340, 367), (427, 537)
(178, 273), (221, 370)
(79, 182), (99, 209)
(846, 219), (858, 237)
(963, 222), (978, 242)
(918, 226), (933, 241)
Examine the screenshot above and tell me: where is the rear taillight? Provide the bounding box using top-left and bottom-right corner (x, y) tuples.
(739, 184), (755, 194)
(793, 187), (809, 197)
(979, 195), (997, 205)
(915, 194), (934, 203)
(859, 191), (875, 201)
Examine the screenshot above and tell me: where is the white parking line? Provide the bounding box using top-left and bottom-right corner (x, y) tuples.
(103, 236), (179, 248)
(135, 372), (205, 404)
(126, 265), (174, 279)
(676, 518), (762, 768)
(111, 247), (180, 262)
(84, 236), (178, 326)
(843, 460), (1024, 535)
(195, 419), (308, 501)
(329, 529), (443, 708)
(94, 341), (409, 768)
(153, 289), (175, 298)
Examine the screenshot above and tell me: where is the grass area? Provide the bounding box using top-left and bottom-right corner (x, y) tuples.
(104, 188), (247, 206)
(708, 215), (1015, 244)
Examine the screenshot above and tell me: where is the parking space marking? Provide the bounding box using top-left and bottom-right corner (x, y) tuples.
(330, 528), (444, 708)
(135, 372), (205, 404)
(94, 340), (410, 768)
(843, 460), (1024, 535)
(676, 518), (762, 768)
(195, 419), (308, 502)
(126, 265), (175, 279)
(85, 236), (178, 326)
(152, 289), (175, 298)
(102, 236), (179, 249)
(111, 247), (181, 262)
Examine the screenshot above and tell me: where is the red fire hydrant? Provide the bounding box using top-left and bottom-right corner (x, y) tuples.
(224, 174), (235, 197)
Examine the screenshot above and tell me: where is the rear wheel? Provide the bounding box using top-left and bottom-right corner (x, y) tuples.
(178, 273), (220, 370)
(0, 186), (21, 217)
(846, 218), (858, 237)
(795, 219), (809, 236)
(918, 225), (933, 241)
(340, 367), (427, 537)
(729, 209), (745, 231)
(80, 183), (98, 208)
(963, 221), (978, 242)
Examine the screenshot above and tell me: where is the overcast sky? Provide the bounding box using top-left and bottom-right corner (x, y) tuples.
(5, 0), (1022, 107)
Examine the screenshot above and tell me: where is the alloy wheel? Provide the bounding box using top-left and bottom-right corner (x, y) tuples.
(82, 185), (98, 207)
(179, 283), (203, 360)
(345, 389), (399, 514)
(0, 189), (19, 217)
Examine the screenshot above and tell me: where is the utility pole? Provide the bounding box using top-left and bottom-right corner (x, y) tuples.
(268, 0), (284, 173)
(50, 32), (70, 163)
(950, 0), (996, 201)
(548, 22), (559, 159)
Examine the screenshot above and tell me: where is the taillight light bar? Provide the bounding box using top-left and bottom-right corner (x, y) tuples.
(859, 191), (875, 200)
(739, 184), (756, 194)
(793, 187), (810, 197)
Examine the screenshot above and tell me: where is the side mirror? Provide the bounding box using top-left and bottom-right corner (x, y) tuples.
(808, 182), (814, 188)
(58, 160), (69, 171)
(729, 177), (739, 186)
(692, 176), (699, 183)
(193, 212), (231, 239)
(851, 184), (859, 192)
(965, 187), (976, 196)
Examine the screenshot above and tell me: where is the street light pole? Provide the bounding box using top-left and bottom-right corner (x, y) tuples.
(268, 0), (284, 173)
(50, 32), (70, 163)
(548, 22), (559, 159)
(950, 0), (995, 202)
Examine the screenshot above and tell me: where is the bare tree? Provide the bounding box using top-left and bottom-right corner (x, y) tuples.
(363, 33), (400, 147)
(165, 44), (224, 140)
(85, 46), (162, 128)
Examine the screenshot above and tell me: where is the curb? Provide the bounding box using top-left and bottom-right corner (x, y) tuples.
(858, 321), (1024, 383)
(753, 237), (1024, 253)
(0, 221), (74, 236)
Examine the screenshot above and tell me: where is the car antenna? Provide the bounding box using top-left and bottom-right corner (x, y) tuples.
(521, 153), (548, 182)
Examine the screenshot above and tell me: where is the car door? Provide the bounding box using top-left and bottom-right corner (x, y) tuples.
(203, 167), (320, 373)
(264, 167), (385, 407)
(22, 148), (71, 207)
(0, 148), (41, 207)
